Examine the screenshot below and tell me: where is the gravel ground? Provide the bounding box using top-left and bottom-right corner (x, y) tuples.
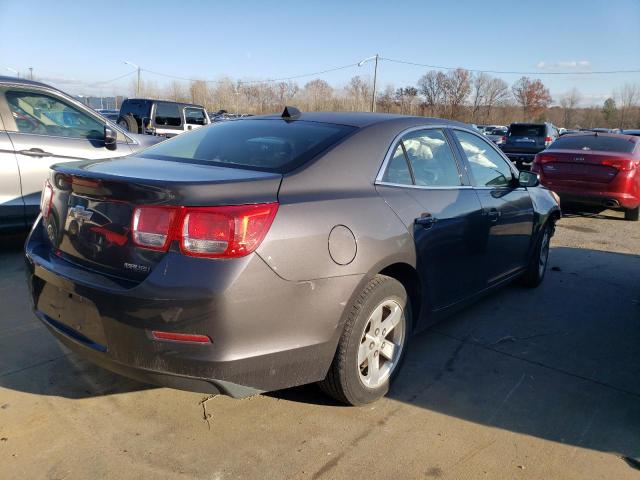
(0, 209), (638, 479)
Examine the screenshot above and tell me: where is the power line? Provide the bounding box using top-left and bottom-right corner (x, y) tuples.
(141, 62), (360, 85)
(89, 70), (136, 86)
(380, 57), (640, 76)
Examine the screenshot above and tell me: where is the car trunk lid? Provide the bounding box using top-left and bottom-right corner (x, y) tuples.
(45, 156), (282, 281)
(535, 150), (629, 184)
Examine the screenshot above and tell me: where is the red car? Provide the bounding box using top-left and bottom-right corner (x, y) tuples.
(532, 133), (640, 221)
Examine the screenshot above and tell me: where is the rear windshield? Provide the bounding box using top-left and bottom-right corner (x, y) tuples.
(548, 135), (636, 153)
(509, 125), (545, 137)
(139, 119), (356, 173)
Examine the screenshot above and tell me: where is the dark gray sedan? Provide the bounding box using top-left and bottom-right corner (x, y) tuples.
(25, 109), (560, 405)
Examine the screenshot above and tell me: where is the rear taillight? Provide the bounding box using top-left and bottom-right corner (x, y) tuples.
(40, 180), (54, 219)
(601, 158), (639, 171)
(131, 206), (180, 251)
(501, 136), (507, 143)
(181, 204), (279, 258)
(131, 203), (278, 258)
(544, 136), (553, 146)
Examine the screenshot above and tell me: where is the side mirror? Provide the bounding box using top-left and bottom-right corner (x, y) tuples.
(518, 170), (539, 187)
(104, 125), (117, 151)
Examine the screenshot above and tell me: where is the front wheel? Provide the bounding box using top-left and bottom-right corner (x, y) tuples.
(319, 275), (411, 406)
(520, 223), (551, 288)
(624, 206), (639, 221)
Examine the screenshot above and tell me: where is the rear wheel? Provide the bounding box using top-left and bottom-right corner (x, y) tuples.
(624, 206), (639, 221)
(117, 115), (139, 133)
(521, 223), (551, 288)
(319, 275), (411, 406)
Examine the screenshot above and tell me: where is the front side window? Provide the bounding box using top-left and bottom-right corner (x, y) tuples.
(5, 90), (104, 139)
(454, 130), (513, 187)
(185, 107), (207, 125)
(154, 102), (182, 127)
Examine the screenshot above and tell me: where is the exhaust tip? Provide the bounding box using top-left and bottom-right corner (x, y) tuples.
(603, 199), (620, 208)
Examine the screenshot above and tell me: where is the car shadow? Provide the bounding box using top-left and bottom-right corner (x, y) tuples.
(561, 205), (626, 221)
(273, 246), (640, 460)
(1, 242), (638, 460)
(0, 230), (152, 399)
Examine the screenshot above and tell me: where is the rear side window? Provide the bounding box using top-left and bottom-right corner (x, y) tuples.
(154, 102), (182, 127)
(382, 144), (412, 185)
(548, 135), (636, 153)
(185, 107), (207, 125)
(121, 100), (150, 119)
(509, 125), (545, 137)
(139, 119), (356, 173)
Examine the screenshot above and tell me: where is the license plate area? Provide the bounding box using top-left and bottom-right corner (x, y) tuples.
(37, 283), (108, 349)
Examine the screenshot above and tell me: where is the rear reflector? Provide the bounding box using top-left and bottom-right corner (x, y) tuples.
(131, 206), (180, 251)
(40, 180), (54, 219)
(152, 331), (211, 343)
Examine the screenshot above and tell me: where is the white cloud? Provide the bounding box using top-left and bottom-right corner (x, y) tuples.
(537, 60), (591, 70)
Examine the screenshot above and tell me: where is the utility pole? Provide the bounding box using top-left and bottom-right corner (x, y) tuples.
(136, 66), (141, 97)
(371, 54), (379, 112)
(358, 54), (380, 113)
(28, 67), (33, 80)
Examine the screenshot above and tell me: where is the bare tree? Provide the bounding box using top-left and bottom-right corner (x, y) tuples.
(602, 98), (617, 128)
(377, 84), (395, 113)
(443, 68), (471, 120)
(346, 76), (372, 111)
(417, 70), (446, 116)
(511, 76), (551, 120)
(483, 77), (510, 123)
(559, 87), (582, 128)
(470, 73), (490, 122)
(303, 79), (332, 110)
(616, 83), (639, 129)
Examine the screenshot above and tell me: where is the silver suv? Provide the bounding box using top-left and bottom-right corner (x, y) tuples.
(0, 77), (161, 231)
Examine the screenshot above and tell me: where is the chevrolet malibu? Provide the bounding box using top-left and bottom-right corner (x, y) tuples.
(25, 109), (560, 405)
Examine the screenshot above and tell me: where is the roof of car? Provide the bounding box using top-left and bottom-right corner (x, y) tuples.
(249, 111), (469, 128)
(560, 131), (639, 142)
(0, 75), (58, 90)
(123, 98), (205, 109)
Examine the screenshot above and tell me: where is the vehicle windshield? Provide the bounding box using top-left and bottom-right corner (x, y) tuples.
(509, 125), (545, 137)
(138, 119), (356, 173)
(548, 135), (636, 153)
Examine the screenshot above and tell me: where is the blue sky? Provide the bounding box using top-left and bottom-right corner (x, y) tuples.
(1, 0), (639, 104)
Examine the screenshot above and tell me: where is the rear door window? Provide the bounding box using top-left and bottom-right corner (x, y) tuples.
(154, 102), (182, 127)
(402, 130), (461, 187)
(548, 135), (636, 153)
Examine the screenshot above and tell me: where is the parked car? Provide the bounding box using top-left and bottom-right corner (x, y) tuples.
(532, 132), (639, 220)
(484, 127), (508, 145)
(25, 110), (560, 405)
(117, 99), (210, 138)
(96, 109), (120, 122)
(560, 129), (580, 136)
(0, 76), (162, 232)
(621, 129), (640, 137)
(500, 122), (560, 168)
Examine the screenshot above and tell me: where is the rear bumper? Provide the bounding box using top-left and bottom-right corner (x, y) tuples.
(25, 220), (362, 396)
(503, 152), (537, 164)
(542, 181), (639, 210)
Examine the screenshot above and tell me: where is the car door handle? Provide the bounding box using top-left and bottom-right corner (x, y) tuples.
(486, 209), (501, 222)
(18, 148), (52, 157)
(415, 213), (437, 228)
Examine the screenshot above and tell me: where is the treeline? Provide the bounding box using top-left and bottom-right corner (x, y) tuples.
(130, 70), (640, 129)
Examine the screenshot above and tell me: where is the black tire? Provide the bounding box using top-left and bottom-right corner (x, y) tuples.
(520, 222), (551, 288)
(624, 206), (639, 221)
(117, 115), (139, 134)
(319, 275), (412, 406)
